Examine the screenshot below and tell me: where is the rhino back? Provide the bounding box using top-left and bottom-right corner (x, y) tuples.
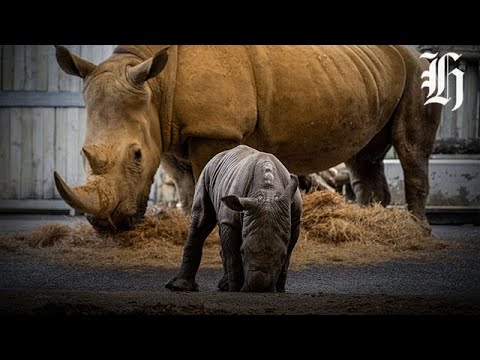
(173, 45), (406, 173)
(202, 145), (291, 215)
(173, 46), (258, 146)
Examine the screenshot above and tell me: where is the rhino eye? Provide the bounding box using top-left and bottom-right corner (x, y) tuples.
(134, 149), (142, 159)
(130, 144), (142, 161)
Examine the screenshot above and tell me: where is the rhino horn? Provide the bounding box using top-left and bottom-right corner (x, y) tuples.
(82, 144), (108, 174)
(54, 171), (116, 216)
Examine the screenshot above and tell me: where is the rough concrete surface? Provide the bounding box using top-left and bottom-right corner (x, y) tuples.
(1, 216), (479, 316)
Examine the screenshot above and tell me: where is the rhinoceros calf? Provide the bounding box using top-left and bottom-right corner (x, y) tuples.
(166, 145), (302, 292)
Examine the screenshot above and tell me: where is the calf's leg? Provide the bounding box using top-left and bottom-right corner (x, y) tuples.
(277, 200), (302, 292)
(219, 224), (244, 292)
(165, 177), (216, 291)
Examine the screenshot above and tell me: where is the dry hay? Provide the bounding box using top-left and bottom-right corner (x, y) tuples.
(294, 191), (448, 266)
(0, 191), (448, 269)
(0, 207), (220, 268)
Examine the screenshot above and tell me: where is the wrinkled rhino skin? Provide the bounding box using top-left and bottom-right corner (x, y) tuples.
(166, 145), (302, 292)
(54, 45), (440, 232)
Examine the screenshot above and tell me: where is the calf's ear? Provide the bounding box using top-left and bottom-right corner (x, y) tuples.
(280, 174), (299, 203)
(221, 195), (256, 212)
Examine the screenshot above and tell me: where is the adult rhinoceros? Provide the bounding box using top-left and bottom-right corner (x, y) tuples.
(53, 45), (440, 232)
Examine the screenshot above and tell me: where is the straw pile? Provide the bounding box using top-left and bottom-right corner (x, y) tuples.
(294, 191), (447, 266)
(0, 191), (448, 268)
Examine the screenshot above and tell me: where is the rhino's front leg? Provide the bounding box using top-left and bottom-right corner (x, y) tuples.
(166, 179), (216, 291)
(277, 207), (301, 292)
(217, 248), (229, 291)
(219, 224), (244, 292)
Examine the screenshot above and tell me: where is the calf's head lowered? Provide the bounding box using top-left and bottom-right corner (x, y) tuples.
(222, 175), (299, 292)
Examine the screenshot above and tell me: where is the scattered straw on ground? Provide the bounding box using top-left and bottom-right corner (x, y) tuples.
(0, 191), (448, 269)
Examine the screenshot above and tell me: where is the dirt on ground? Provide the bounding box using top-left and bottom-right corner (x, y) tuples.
(2, 290), (479, 316)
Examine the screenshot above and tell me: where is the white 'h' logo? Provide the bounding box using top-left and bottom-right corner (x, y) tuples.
(420, 52), (464, 111)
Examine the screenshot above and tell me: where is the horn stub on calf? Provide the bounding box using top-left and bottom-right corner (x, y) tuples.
(54, 171), (116, 216)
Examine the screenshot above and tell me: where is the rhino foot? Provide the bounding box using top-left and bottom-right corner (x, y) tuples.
(165, 277), (199, 292)
(420, 219), (432, 236)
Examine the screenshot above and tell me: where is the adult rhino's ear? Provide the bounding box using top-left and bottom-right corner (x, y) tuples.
(127, 47), (169, 87)
(221, 195), (257, 212)
(280, 174), (299, 203)
(55, 45), (96, 78)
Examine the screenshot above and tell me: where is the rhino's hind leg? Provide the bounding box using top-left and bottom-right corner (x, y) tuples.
(391, 103), (441, 233)
(165, 177), (216, 291)
(345, 124), (392, 207)
(389, 46), (442, 233)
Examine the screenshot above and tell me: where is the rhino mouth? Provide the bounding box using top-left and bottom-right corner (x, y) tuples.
(86, 215), (132, 232)
(86, 198), (148, 233)
(86, 211), (143, 232)
(54, 169), (151, 233)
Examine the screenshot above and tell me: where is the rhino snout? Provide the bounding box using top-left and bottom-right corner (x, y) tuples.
(242, 268), (277, 292)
